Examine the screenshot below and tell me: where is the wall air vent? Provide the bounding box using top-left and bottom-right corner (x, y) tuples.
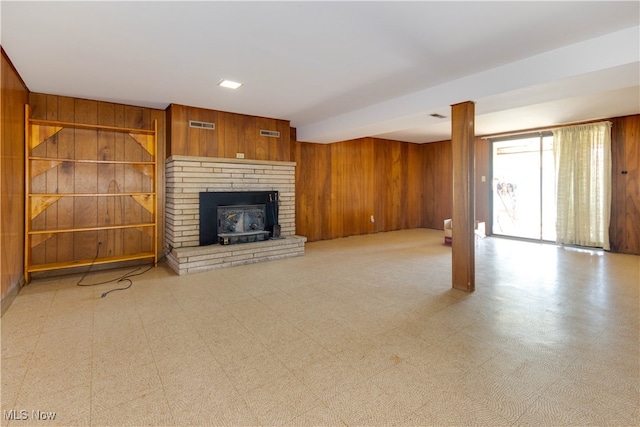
(189, 120), (215, 130)
(430, 113), (447, 119)
(259, 130), (280, 138)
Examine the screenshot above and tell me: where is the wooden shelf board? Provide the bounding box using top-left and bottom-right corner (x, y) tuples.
(29, 193), (155, 198)
(29, 223), (156, 235)
(27, 252), (157, 273)
(29, 156), (156, 165)
(28, 119), (155, 135)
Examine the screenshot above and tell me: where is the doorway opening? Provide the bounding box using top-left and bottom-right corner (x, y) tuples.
(491, 133), (556, 241)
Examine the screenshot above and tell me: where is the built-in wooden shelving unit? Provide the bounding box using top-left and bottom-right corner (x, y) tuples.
(24, 105), (158, 282)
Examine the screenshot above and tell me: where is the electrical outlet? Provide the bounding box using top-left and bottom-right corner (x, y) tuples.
(370, 215), (375, 223)
(236, 153), (245, 159)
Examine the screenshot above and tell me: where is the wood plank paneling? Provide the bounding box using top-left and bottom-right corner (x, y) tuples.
(1, 48), (29, 309)
(56, 97), (75, 263)
(389, 141), (404, 230)
(294, 136), (447, 242)
(172, 105), (219, 157)
(374, 138), (407, 232)
(255, 117), (273, 160)
(292, 140), (331, 242)
(406, 143), (424, 229)
(423, 140), (452, 230)
(97, 102), (115, 257)
(256, 116), (291, 161)
(610, 118), (623, 251)
(123, 105), (143, 256)
(362, 139), (376, 235)
(191, 106), (218, 157)
(44, 95), (59, 264)
(218, 110), (254, 159)
(329, 141), (346, 239)
(276, 119), (291, 161)
(29, 93), (47, 265)
(373, 139), (389, 232)
(167, 104), (290, 162)
(622, 117), (640, 254)
(610, 115), (640, 254)
(342, 138), (374, 237)
(166, 104), (188, 156)
(73, 99), (99, 260)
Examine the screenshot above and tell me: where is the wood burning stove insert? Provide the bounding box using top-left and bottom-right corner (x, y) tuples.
(199, 191), (279, 246)
(217, 204), (270, 245)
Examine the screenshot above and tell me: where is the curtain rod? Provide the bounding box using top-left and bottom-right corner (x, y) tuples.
(480, 118), (612, 140)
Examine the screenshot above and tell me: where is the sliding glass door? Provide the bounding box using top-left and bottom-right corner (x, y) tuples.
(491, 134), (556, 241)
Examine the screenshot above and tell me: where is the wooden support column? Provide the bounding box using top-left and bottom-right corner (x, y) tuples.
(451, 101), (475, 292)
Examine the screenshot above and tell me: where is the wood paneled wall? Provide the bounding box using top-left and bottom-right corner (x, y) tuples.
(1, 48), (30, 311)
(292, 137), (453, 242)
(610, 114), (640, 255)
(167, 104), (290, 161)
(28, 93), (166, 267)
(422, 140), (453, 230)
(292, 134), (509, 244)
(291, 136), (332, 242)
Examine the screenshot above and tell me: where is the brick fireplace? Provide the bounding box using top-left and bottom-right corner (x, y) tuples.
(165, 155), (306, 275)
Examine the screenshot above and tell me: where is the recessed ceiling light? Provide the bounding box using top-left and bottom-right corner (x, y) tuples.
(218, 79), (242, 89)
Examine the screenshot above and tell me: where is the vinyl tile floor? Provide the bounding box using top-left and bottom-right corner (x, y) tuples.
(1, 229), (638, 426)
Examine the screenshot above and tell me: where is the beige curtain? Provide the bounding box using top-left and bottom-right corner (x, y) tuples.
(553, 122), (612, 250)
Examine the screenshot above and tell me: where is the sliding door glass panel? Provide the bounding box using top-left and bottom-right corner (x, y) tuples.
(492, 134), (557, 241)
(492, 137), (541, 239)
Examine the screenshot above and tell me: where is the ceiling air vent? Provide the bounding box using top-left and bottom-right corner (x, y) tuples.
(259, 130), (280, 138)
(189, 120), (215, 130)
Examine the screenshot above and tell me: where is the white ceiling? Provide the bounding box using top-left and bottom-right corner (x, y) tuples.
(2, 1), (639, 143)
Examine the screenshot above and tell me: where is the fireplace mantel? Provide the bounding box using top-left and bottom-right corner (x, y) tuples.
(165, 156), (304, 274)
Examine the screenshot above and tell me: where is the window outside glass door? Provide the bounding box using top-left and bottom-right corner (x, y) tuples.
(492, 134), (556, 241)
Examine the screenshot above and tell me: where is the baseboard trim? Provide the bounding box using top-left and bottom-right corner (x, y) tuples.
(1, 276), (25, 317)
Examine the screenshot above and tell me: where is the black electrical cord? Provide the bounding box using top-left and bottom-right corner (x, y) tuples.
(76, 242), (167, 297)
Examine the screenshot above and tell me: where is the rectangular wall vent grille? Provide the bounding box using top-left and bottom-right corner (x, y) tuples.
(259, 130), (280, 138)
(189, 120), (215, 130)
